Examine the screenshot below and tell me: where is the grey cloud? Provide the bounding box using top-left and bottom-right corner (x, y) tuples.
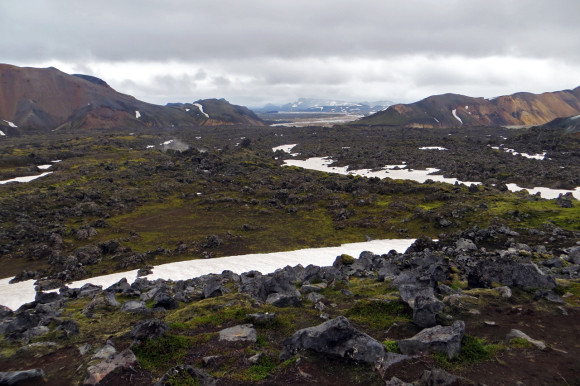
(2, 0), (579, 64)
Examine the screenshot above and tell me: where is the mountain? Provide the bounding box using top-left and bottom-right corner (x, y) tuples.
(538, 114), (580, 137)
(0, 64), (263, 134)
(254, 97), (393, 115)
(353, 87), (580, 128)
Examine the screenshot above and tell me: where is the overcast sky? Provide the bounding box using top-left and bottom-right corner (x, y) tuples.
(2, 0), (580, 107)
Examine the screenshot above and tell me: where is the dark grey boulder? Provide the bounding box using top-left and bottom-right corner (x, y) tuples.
(280, 316), (389, 365)
(105, 278), (131, 293)
(567, 246), (580, 264)
(418, 368), (471, 385)
(0, 305), (13, 319)
(246, 312), (276, 324)
(57, 319), (79, 337)
(413, 295), (444, 328)
(84, 349), (137, 385)
(265, 292), (301, 308)
(78, 283), (103, 298)
(202, 277), (224, 299)
(0, 369), (45, 385)
(35, 291), (61, 304)
(467, 261), (555, 290)
(398, 321), (465, 359)
(153, 293), (178, 310)
(218, 324), (257, 342)
(154, 365), (216, 386)
(120, 300), (147, 313)
(129, 319), (169, 342)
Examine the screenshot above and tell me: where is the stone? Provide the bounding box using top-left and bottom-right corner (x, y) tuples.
(218, 324), (257, 342)
(153, 293), (178, 310)
(413, 296), (444, 328)
(280, 316), (390, 365)
(91, 344), (116, 360)
(468, 261), (555, 290)
(120, 300), (147, 313)
(398, 321), (465, 359)
(78, 283), (103, 298)
(505, 329), (546, 350)
(246, 312), (276, 324)
(0, 305), (13, 319)
(455, 238), (477, 251)
(202, 277), (224, 299)
(57, 319), (79, 337)
(84, 349), (137, 385)
(418, 368), (469, 385)
(154, 365), (216, 386)
(398, 284), (435, 308)
(265, 292), (301, 308)
(202, 356), (221, 367)
(129, 319), (169, 342)
(306, 292), (324, 303)
(493, 286), (512, 298)
(0, 369), (45, 385)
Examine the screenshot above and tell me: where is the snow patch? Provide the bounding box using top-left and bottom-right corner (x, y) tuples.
(185, 108), (190, 112)
(0, 238), (416, 311)
(433, 117), (440, 123)
(37, 165), (53, 170)
(0, 172), (53, 185)
(146, 145), (155, 149)
(160, 140), (174, 146)
(571, 114), (580, 120)
(419, 146), (447, 151)
(451, 109), (463, 124)
(2, 120), (17, 128)
(272, 144), (298, 154)
(193, 103), (210, 118)
(0, 130), (5, 136)
(135, 111), (141, 119)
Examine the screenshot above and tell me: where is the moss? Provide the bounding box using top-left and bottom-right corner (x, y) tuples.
(345, 299), (412, 329)
(339, 254), (355, 265)
(382, 340), (400, 353)
(133, 334), (192, 373)
(433, 334), (504, 369)
(508, 337), (533, 349)
(241, 354), (278, 382)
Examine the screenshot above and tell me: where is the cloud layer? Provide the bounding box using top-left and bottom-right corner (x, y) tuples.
(2, 0), (580, 106)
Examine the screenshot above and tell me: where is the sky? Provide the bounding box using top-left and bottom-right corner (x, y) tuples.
(2, 0), (580, 108)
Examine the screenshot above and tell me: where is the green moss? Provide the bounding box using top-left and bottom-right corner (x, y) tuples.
(382, 340), (400, 353)
(433, 334), (504, 369)
(133, 334), (191, 373)
(241, 354), (278, 382)
(508, 337), (533, 349)
(345, 299), (412, 329)
(339, 254), (355, 265)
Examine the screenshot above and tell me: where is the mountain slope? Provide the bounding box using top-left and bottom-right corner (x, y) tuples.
(353, 87), (580, 128)
(0, 64), (263, 134)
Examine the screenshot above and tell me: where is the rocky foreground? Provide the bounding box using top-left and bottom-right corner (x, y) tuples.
(0, 225), (579, 385)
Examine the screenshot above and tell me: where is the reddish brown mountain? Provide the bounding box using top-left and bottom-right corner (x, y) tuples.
(0, 64), (263, 134)
(354, 86), (580, 128)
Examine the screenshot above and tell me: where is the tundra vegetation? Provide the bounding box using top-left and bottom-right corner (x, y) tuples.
(0, 123), (579, 385)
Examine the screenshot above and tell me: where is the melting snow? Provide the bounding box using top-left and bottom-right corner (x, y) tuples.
(0, 238), (416, 311)
(0, 130), (5, 136)
(451, 109), (463, 124)
(193, 103), (210, 118)
(185, 108), (190, 112)
(570, 114), (580, 120)
(0, 172), (53, 185)
(37, 165), (53, 170)
(272, 144), (298, 154)
(160, 140), (174, 146)
(2, 120), (17, 128)
(135, 111), (141, 119)
(146, 145), (155, 149)
(419, 146), (447, 151)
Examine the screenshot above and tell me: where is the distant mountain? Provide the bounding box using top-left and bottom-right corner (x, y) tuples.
(353, 87), (580, 128)
(254, 97), (393, 115)
(538, 114), (580, 137)
(0, 64), (263, 134)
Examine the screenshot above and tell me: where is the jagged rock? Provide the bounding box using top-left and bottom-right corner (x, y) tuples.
(413, 295), (444, 328)
(120, 300), (147, 313)
(398, 321), (465, 359)
(153, 293), (178, 310)
(506, 329), (546, 350)
(154, 365), (216, 386)
(202, 355), (221, 367)
(0, 369), (45, 385)
(35, 291), (61, 304)
(493, 286), (512, 298)
(84, 349), (137, 385)
(543, 257), (563, 268)
(567, 246), (580, 264)
(467, 261), (555, 290)
(534, 289), (564, 303)
(202, 277), (224, 298)
(280, 316), (401, 366)
(300, 284), (323, 294)
(306, 292), (325, 303)
(455, 238), (477, 251)
(378, 263), (401, 282)
(0, 305), (13, 319)
(266, 292), (301, 307)
(418, 368), (472, 385)
(442, 294), (479, 309)
(78, 283), (103, 298)
(246, 312), (276, 324)
(103, 292), (121, 307)
(218, 324), (257, 342)
(105, 278), (131, 293)
(57, 319), (79, 337)
(398, 284), (435, 308)
(91, 344), (116, 360)
(385, 377), (413, 386)
(137, 267), (153, 277)
(129, 319), (169, 342)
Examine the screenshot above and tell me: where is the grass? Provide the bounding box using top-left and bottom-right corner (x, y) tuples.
(345, 299), (412, 330)
(133, 334), (192, 373)
(432, 334), (504, 369)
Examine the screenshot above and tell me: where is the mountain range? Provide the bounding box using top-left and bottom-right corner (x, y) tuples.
(354, 87), (580, 128)
(254, 97), (393, 115)
(0, 64), (263, 135)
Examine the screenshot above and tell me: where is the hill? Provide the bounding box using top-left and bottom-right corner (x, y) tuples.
(0, 64), (263, 134)
(353, 87), (580, 128)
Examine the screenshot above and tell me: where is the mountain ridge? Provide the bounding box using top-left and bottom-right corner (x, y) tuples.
(0, 64), (263, 134)
(353, 86), (580, 128)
